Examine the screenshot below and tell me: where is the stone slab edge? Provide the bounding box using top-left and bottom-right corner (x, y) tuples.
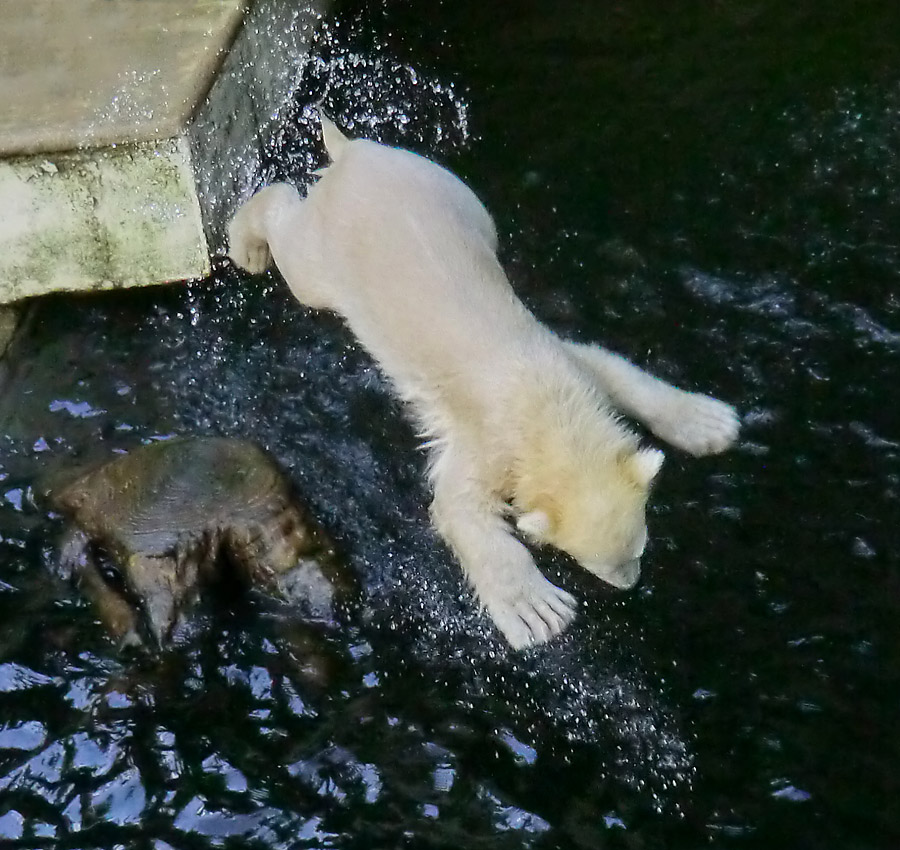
(189, 0), (331, 254)
(0, 137), (209, 304)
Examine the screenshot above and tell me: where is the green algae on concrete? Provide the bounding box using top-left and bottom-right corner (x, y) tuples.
(0, 138), (209, 303)
(0, 307), (17, 357)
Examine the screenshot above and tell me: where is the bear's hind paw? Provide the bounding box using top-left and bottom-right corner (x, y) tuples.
(227, 226), (272, 275)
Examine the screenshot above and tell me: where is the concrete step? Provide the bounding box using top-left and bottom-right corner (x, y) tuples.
(0, 0), (329, 306)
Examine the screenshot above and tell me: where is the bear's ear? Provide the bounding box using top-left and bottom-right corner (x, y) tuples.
(631, 447), (665, 487)
(516, 509), (552, 541)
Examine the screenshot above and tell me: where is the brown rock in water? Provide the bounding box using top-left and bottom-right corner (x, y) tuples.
(44, 437), (351, 647)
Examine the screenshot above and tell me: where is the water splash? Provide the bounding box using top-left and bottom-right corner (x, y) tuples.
(256, 21), (472, 187)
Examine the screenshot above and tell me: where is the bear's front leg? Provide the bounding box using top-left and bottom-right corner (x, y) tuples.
(566, 342), (740, 456)
(430, 450), (577, 648)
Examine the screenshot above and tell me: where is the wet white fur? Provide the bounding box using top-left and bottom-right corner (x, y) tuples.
(228, 116), (740, 649)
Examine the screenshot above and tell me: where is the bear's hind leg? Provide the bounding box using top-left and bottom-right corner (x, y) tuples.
(228, 183), (337, 311)
(227, 184), (301, 274)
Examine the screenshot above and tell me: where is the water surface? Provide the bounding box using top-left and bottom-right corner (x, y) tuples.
(1, 1), (899, 847)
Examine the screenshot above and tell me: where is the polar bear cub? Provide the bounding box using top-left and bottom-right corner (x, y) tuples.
(228, 115), (740, 649)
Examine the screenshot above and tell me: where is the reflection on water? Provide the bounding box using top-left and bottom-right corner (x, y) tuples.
(1, 0), (900, 847)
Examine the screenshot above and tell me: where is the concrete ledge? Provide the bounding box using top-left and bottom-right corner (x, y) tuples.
(0, 0), (330, 304)
(0, 139), (209, 300)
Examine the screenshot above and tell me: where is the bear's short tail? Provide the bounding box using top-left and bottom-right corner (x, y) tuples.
(319, 112), (350, 162)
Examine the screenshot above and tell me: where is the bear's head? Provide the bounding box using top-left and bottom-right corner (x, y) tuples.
(513, 426), (663, 590)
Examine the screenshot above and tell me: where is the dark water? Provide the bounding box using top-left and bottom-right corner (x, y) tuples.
(2, 1), (899, 847)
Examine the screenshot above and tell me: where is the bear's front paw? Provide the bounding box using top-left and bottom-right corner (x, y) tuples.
(653, 392), (740, 456)
(479, 568), (578, 650)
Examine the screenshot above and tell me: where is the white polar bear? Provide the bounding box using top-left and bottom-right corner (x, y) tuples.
(228, 115), (740, 649)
